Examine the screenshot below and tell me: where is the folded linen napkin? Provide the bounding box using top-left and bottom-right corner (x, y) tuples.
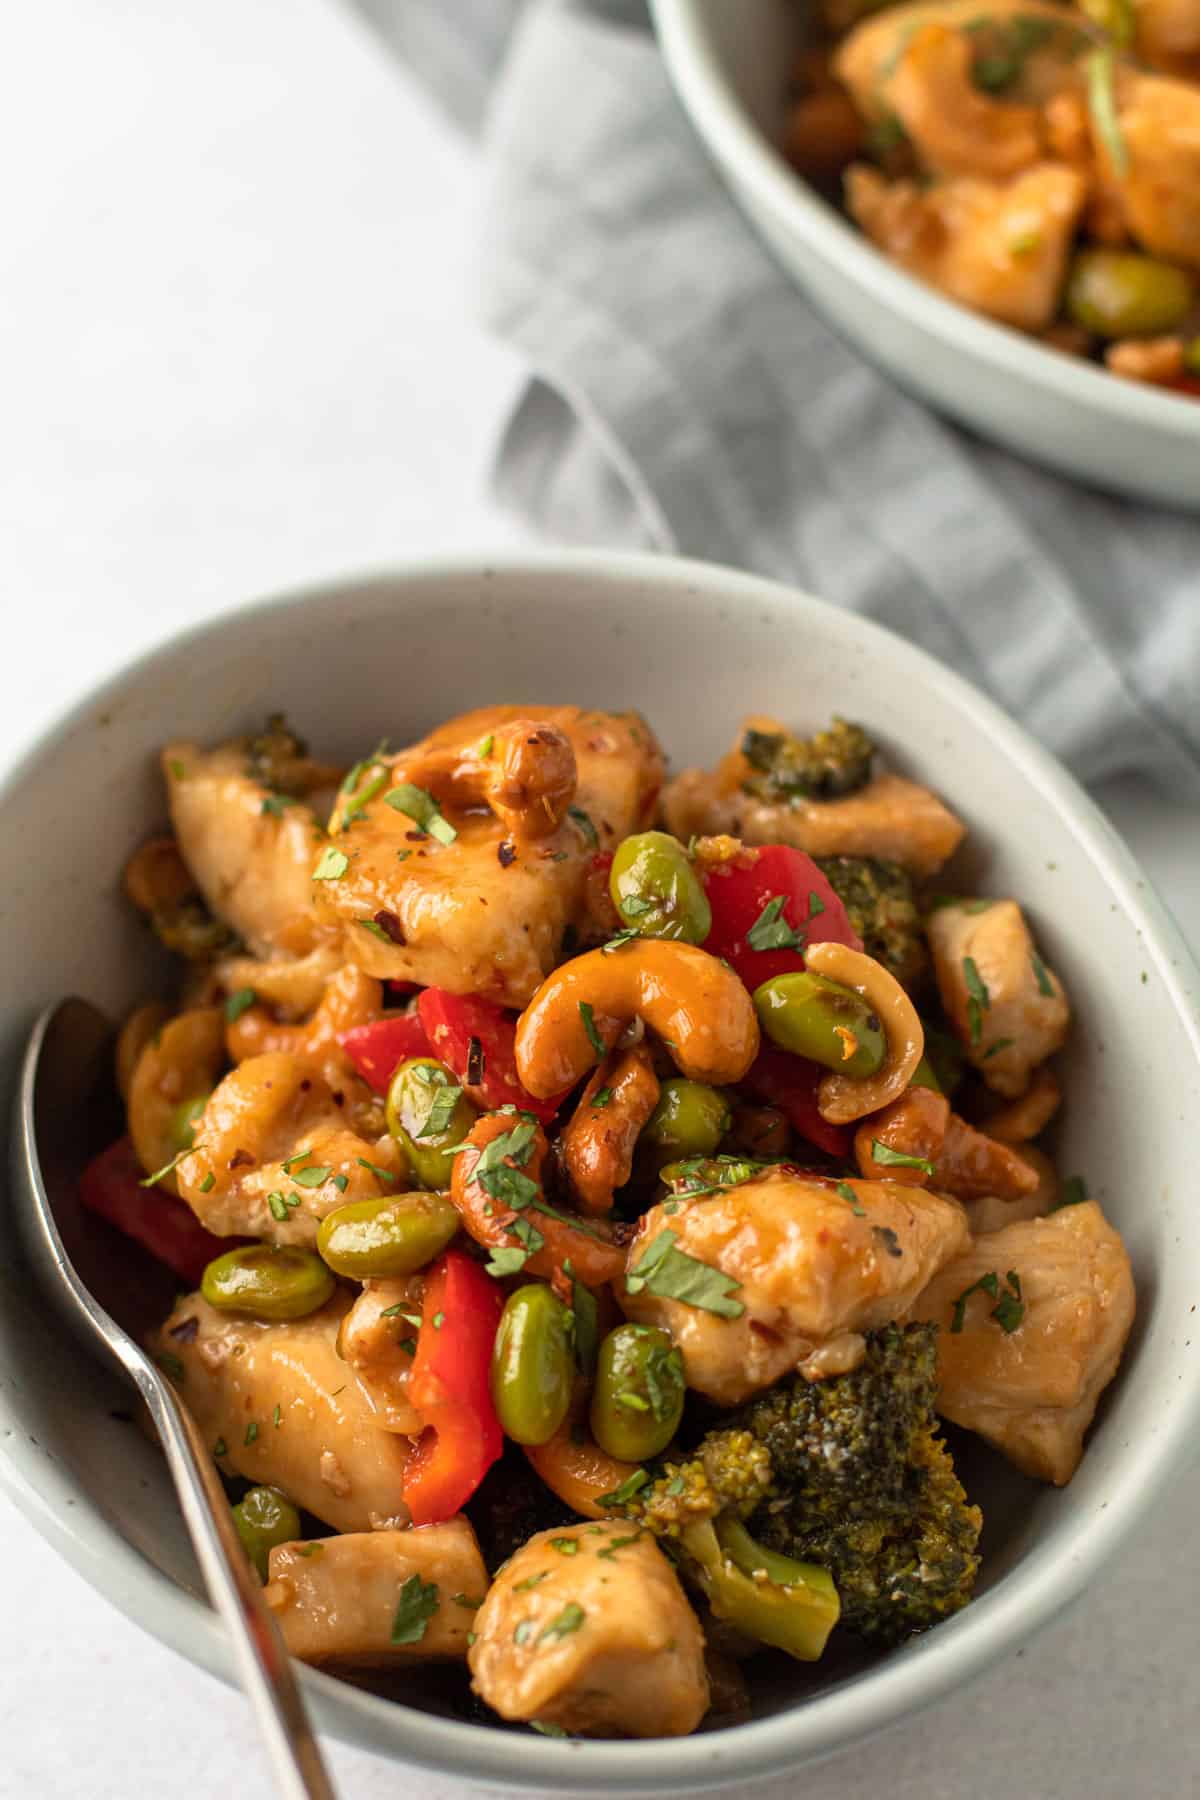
(349, 0), (1200, 798)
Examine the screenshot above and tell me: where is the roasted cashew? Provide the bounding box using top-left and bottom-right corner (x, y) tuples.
(985, 1067), (1062, 1145)
(116, 1000), (169, 1103)
(804, 942), (923, 1124)
(216, 940), (345, 1023)
(128, 1006), (225, 1192)
(336, 1278), (425, 1435)
(450, 1113), (626, 1295)
(123, 835), (196, 914)
(385, 717), (577, 841)
(854, 1085), (949, 1187)
(524, 1384), (642, 1520)
(177, 1052), (404, 1243)
(225, 963), (382, 1087)
(515, 940), (759, 1098)
(560, 1043), (661, 1216)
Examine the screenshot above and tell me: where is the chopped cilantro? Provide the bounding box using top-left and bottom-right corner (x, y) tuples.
(590, 1087), (613, 1109)
(837, 1180), (866, 1216)
(550, 1537), (579, 1555)
(626, 1229), (744, 1318)
(963, 955), (990, 1045)
(224, 987), (256, 1024)
(598, 1468), (649, 1507)
(199, 1171), (216, 1193)
(568, 806), (598, 847)
(538, 1602), (586, 1644)
(391, 1574), (440, 1645)
(292, 1165), (332, 1188)
(746, 894), (804, 953)
(312, 846), (349, 881)
(244, 1421), (259, 1446)
(357, 1156), (397, 1183)
(579, 1001), (605, 1061)
(384, 782), (457, 845)
(951, 1268), (1024, 1334)
(871, 1140), (935, 1176)
(1031, 952), (1055, 998)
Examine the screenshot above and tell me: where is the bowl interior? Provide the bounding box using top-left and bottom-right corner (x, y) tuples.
(2, 557), (1198, 1791)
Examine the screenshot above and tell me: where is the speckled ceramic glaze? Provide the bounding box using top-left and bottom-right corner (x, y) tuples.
(650, 0), (1200, 510)
(2, 555), (1198, 1792)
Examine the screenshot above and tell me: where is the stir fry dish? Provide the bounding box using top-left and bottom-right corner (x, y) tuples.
(783, 0), (1200, 395)
(84, 704), (1136, 1739)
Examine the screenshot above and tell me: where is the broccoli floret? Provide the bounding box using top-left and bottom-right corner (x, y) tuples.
(816, 855), (927, 990)
(625, 1428), (774, 1538)
(740, 1323), (981, 1646)
(741, 717), (875, 803)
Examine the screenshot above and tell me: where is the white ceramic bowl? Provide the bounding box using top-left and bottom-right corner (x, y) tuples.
(2, 553), (1199, 1793)
(650, 0), (1200, 510)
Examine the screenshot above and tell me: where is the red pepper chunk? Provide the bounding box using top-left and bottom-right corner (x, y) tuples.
(702, 845), (861, 989)
(403, 1250), (505, 1525)
(740, 1046), (850, 1159)
(339, 1012), (433, 1094)
(79, 1137), (245, 1287)
(417, 989), (565, 1125)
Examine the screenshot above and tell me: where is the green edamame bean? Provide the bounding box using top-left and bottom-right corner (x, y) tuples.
(1066, 250), (1195, 340)
(386, 1057), (479, 1190)
(752, 971), (886, 1076)
(609, 831), (712, 944)
(643, 1078), (732, 1158)
(491, 1283), (574, 1446)
(168, 1091), (211, 1153)
(201, 1244), (334, 1321)
(590, 1323), (684, 1462)
(232, 1485), (302, 1582)
(317, 1190), (459, 1278)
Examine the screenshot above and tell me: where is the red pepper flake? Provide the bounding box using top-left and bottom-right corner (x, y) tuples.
(373, 908), (406, 945)
(498, 842), (517, 867)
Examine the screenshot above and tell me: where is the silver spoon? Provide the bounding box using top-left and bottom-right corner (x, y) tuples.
(10, 996), (338, 1800)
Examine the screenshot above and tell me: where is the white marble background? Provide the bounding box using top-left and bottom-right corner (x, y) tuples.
(1, 2), (1196, 1795)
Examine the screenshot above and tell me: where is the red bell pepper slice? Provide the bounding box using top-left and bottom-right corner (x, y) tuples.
(403, 1250), (505, 1525)
(702, 845), (861, 990)
(740, 1046), (850, 1159)
(339, 1012), (432, 1094)
(79, 1136), (245, 1287)
(417, 988), (565, 1125)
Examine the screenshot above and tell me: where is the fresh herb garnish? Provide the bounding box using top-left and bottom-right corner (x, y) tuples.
(962, 955), (990, 1045)
(550, 1537), (580, 1556)
(1031, 952), (1054, 998)
(871, 1140), (935, 1176)
(417, 1081), (463, 1140)
(267, 1191), (290, 1222)
(514, 1570), (549, 1592)
(951, 1268), (1024, 1333)
(213, 1438), (227, 1458)
(837, 1180), (867, 1216)
(579, 1001), (605, 1062)
(391, 1574), (440, 1645)
(746, 894), (804, 953)
(660, 1154), (768, 1199)
(601, 928), (641, 953)
(568, 806), (598, 847)
(982, 1037), (1015, 1059)
(380, 1304), (423, 1323)
(626, 1230), (744, 1318)
(312, 846), (349, 881)
(598, 1468), (649, 1507)
(1086, 47), (1128, 176)
(224, 987), (256, 1024)
(199, 1171), (216, 1193)
(244, 1421), (259, 1445)
(357, 1156), (397, 1183)
(260, 793), (291, 817)
(384, 783), (457, 845)
(292, 1164), (333, 1188)
(590, 1087), (612, 1109)
(139, 1149), (189, 1189)
(538, 1602), (586, 1644)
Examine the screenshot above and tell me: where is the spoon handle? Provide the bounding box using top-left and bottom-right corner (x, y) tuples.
(136, 1367), (338, 1800)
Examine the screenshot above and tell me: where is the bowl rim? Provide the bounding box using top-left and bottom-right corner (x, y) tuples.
(649, 0), (1200, 441)
(3, 548), (1200, 1792)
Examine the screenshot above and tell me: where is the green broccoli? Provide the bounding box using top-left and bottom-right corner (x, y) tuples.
(740, 717), (875, 804)
(740, 1323), (981, 1646)
(815, 855), (927, 990)
(619, 1430), (840, 1661)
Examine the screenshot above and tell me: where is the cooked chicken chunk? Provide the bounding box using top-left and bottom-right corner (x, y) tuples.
(619, 1172), (968, 1405)
(927, 899), (1070, 1097)
(664, 724), (963, 879)
(150, 1293), (413, 1530)
(126, 1007), (224, 1192)
(468, 1522), (709, 1738)
(909, 1201), (1135, 1483)
(312, 706), (663, 1008)
(164, 743), (331, 959)
(1098, 67), (1200, 267)
(846, 162), (1088, 333)
(965, 1143), (1060, 1236)
(177, 1051), (401, 1245)
(336, 1278), (425, 1435)
(1129, 0), (1200, 80)
(264, 1520), (487, 1667)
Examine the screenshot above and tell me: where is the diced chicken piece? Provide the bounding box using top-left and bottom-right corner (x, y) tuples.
(965, 1143), (1060, 1235)
(264, 1520), (487, 1667)
(846, 161), (1088, 333)
(126, 1007), (224, 1192)
(909, 1201), (1135, 1483)
(664, 738), (963, 879)
(177, 1052), (401, 1245)
(312, 707), (664, 1009)
(215, 941), (345, 1023)
(1097, 67), (1200, 266)
(837, 0), (1084, 110)
(619, 1172), (968, 1405)
(927, 899), (1070, 1097)
(223, 964), (384, 1093)
(164, 744), (332, 960)
(469, 1522), (708, 1738)
(148, 1294), (413, 1530)
(336, 1279), (425, 1434)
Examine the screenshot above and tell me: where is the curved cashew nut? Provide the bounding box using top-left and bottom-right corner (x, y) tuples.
(855, 1085), (949, 1187)
(805, 942), (923, 1124)
(524, 1384), (642, 1520)
(515, 941), (759, 1099)
(116, 1000), (169, 1103)
(886, 25), (1041, 181)
(226, 964), (382, 1083)
(984, 1067), (1062, 1145)
(128, 1006), (225, 1191)
(392, 718), (578, 841)
(450, 1113), (626, 1295)
(123, 835), (196, 915)
(336, 1278), (426, 1435)
(934, 1111), (1040, 1203)
(561, 1043), (661, 1216)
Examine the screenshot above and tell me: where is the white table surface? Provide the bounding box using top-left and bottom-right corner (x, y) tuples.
(2, 3), (1197, 1796)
